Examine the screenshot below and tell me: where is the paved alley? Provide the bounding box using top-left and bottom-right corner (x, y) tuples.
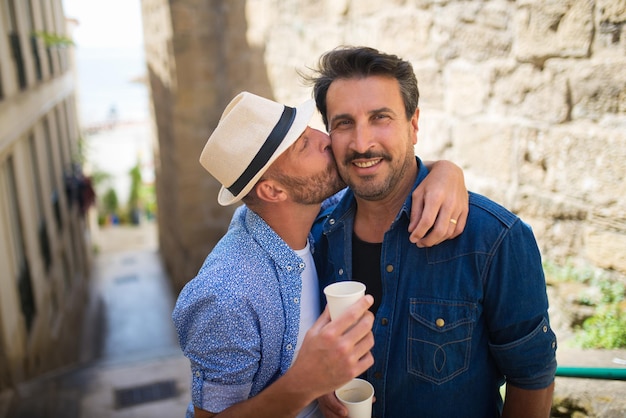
(5, 222), (192, 418)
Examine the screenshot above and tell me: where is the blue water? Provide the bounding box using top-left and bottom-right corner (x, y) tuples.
(75, 46), (149, 126)
(76, 46), (154, 207)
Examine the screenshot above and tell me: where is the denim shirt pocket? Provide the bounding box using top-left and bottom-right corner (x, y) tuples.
(408, 298), (477, 385)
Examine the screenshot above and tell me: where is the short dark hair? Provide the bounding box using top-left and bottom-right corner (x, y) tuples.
(303, 46), (420, 130)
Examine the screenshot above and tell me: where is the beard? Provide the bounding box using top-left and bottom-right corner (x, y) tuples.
(274, 162), (346, 205)
(340, 140), (415, 202)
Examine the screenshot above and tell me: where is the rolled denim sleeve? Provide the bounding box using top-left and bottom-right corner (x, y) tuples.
(489, 315), (557, 389)
(484, 220), (557, 389)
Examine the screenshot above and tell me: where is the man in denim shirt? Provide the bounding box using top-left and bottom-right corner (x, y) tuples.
(172, 92), (469, 417)
(308, 47), (557, 418)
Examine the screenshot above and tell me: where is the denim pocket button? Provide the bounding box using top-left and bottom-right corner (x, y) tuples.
(408, 298), (477, 384)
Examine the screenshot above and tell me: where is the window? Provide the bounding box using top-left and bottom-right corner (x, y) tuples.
(0, 66), (4, 99)
(36, 0), (54, 76)
(4, 157), (37, 332)
(47, 0), (66, 72)
(6, 0), (28, 89)
(43, 117), (63, 229)
(25, 0), (43, 81)
(54, 105), (68, 172)
(29, 134), (52, 272)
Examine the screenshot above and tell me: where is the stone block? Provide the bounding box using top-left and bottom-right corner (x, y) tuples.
(349, 0), (408, 16)
(559, 59), (626, 121)
(451, 120), (514, 186)
(432, 1), (513, 62)
(514, 0), (594, 65)
(517, 125), (549, 188)
(376, 11), (434, 60)
(413, 61), (445, 110)
(444, 61), (490, 116)
(585, 228), (626, 272)
(542, 124), (626, 206)
(491, 62), (570, 123)
(416, 110), (453, 160)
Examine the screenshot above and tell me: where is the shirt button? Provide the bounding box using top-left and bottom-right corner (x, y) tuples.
(294, 297), (299, 304)
(381, 318), (389, 326)
(329, 218), (336, 225)
(338, 268), (344, 276)
(543, 325), (548, 333)
(552, 341), (556, 349)
(435, 318), (445, 328)
(286, 344), (293, 350)
(299, 262), (305, 269)
(386, 264), (393, 273)
(195, 371), (201, 378)
(286, 266), (293, 271)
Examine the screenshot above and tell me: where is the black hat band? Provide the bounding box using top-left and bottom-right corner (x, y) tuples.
(227, 105), (296, 196)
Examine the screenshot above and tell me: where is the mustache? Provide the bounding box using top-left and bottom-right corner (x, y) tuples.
(344, 151), (389, 165)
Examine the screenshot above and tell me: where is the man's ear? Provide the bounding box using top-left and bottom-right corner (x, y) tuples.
(410, 108), (419, 145)
(255, 179), (287, 203)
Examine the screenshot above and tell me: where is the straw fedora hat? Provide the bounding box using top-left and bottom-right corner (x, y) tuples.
(200, 92), (316, 206)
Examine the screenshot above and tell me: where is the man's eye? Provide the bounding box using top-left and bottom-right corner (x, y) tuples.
(333, 120), (352, 130)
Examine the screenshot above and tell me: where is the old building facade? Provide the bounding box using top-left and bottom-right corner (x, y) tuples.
(0, 0), (91, 390)
(142, 0), (625, 291)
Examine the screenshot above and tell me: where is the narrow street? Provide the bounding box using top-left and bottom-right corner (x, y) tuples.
(6, 222), (191, 418)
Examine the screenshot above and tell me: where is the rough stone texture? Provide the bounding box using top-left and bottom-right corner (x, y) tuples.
(514, 0), (595, 65)
(143, 0), (626, 368)
(142, 0), (274, 290)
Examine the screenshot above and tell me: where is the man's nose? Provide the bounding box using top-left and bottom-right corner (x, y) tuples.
(352, 122), (374, 153)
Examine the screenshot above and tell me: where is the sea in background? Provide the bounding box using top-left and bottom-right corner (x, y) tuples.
(75, 46), (149, 125)
(75, 45), (154, 210)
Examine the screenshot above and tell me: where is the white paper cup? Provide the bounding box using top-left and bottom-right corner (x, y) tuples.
(323, 281), (366, 320)
(335, 378), (374, 418)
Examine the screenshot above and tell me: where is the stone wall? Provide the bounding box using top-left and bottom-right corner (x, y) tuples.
(144, 0), (625, 289)
(143, 0), (277, 290)
(254, 0), (626, 277)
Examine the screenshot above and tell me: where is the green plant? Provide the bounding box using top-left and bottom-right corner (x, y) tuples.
(543, 259), (597, 284)
(75, 136), (88, 165)
(89, 169), (112, 187)
(544, 260), (626, 349)
(575, 277), (626, 349)
(102, 188), (118, 216)
(140, 183), (157, 219)
(33, 31), (74, 48)
(127, 163), (142, 224)
(128, 164), (141, 207)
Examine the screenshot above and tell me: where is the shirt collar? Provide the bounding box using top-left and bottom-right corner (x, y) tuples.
(241, 205), (307, 273)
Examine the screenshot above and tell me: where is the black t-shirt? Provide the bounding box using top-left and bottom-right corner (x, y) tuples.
(352, 233), (382, 315)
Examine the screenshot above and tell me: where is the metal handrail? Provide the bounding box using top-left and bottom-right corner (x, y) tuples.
(556, 366), (626, 380)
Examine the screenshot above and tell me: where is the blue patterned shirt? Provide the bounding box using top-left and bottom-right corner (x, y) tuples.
(173, 205), (308, 415)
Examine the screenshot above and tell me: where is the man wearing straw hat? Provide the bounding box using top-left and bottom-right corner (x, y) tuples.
(172, 91), (468, 418)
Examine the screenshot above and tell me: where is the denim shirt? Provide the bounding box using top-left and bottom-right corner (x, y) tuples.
(173, 205), (307, 416)
(312, 158), (557, 418)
